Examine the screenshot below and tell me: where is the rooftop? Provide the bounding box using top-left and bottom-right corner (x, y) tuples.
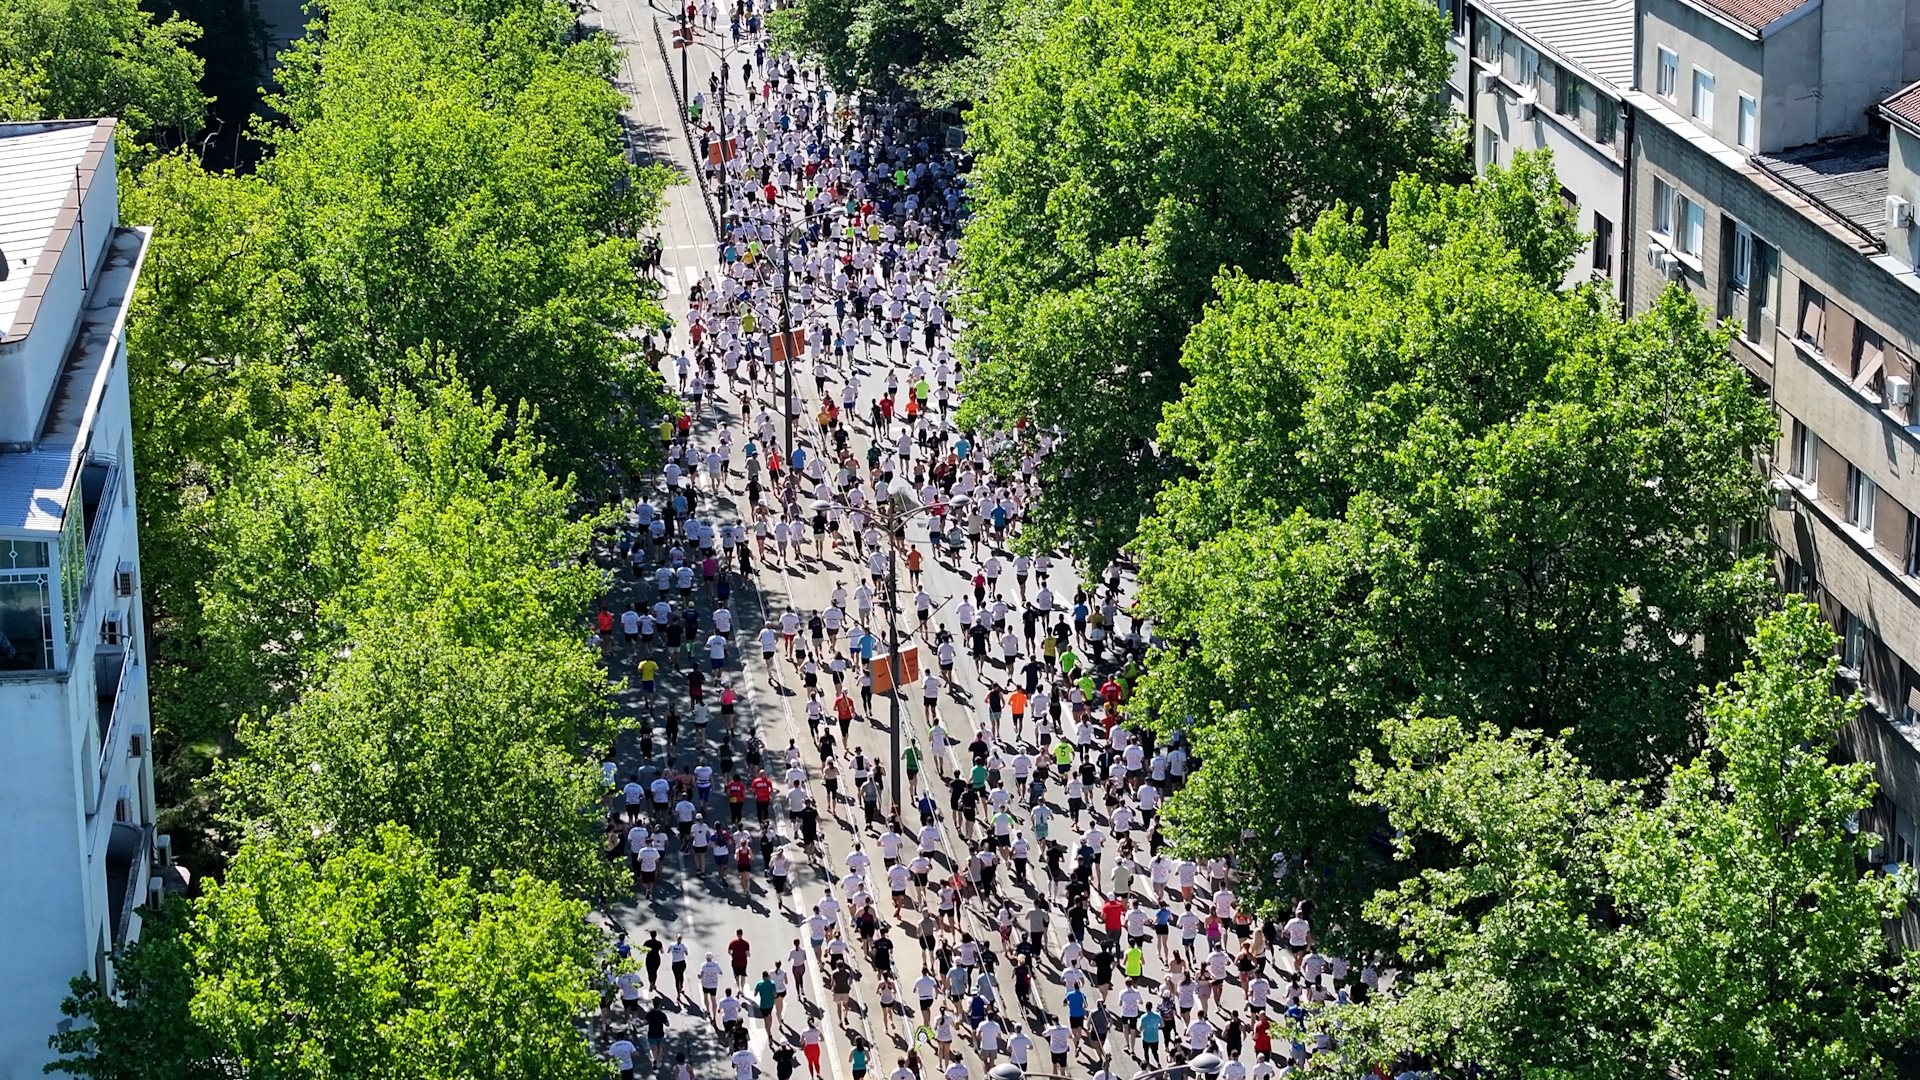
(0, 225), (147, 533)
(1754, 135), (1890, 250)
(1681, 0), (1818, 34)
(1882, 79), (1920, 138)
(1479, 0), (1635, 91)
(0, 121), (107, 344)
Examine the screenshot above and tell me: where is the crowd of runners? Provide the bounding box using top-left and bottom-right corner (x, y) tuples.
(587, 5), (1389, 1079)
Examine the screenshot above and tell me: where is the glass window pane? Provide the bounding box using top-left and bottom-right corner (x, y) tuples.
(0, 576), (53, 671)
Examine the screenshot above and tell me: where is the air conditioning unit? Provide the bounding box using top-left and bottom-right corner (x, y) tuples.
(147, 876), (166, 910)
(113, 786), (132, 823)
(1773, 487), (1795, 511)
(1888, 375), (1913, 406)
(100, 612), (123, 647)
(1887, 195), (1914, 230)
(1516, 87), (1538, 120)
(1475, 69), (1499, 95)
(155, 833), (173, 867)
(1646, 240), (1670, 267)
(1661, 253), (1685, 280)
(128, 733), (145, 758)
(114, 562), (134, 597)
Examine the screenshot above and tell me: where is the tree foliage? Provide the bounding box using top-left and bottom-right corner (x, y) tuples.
(953, 0), (1458, 566)
(260, 0), (675, 478)
(1132, 155), (1777, 938)
(0, 0), (205, 144)
(50, 828), (607, 1080)
(768, 0), (1058, 106)
(117, 0), (667, 875)
(1334, 601), (1920, 1078)
(194, 375), (619, 894)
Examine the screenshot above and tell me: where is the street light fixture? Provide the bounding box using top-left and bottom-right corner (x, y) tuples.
(988, 1053), (1225, 1080)
(652, 0), (749, 223)
(818, 481), (968, 814)
(771, 206), (849, 467)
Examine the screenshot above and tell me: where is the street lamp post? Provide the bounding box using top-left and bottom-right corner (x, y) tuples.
(821, 482), (967, 814)
(773, 207), (847, 468)
(658, 2), (742, 223)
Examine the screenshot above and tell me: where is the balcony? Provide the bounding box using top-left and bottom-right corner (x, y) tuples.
(95, 645), (128, 778)
(104, 821), (151, 947)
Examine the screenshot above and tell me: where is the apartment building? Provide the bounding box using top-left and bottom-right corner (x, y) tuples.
(1431, 0), (1920, 936)
(0, 119), (161, 1077)
(1614, 0), (1920, 937)
(1440, 0), (1635, 294)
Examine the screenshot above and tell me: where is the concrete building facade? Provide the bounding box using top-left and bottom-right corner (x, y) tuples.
(1616, 0), (1920, 939)
(1435, 0), (1920, 936)
(0, 119), (160, 1077)
(1441, 0), (1637, 296)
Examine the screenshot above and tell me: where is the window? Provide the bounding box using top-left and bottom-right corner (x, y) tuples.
(1745, 237), (1778, 345)
(1653, 178), (1674, 235)
(1843, 612), (1869, 673)
(1895, 807), (1919, 868)
(1595, 102), (1618, 146)
(1592, 213), (1614, 275)
(1481, 126), (1501, 169)
(1678, 196), (1705, 257)
(1475, 20), (1504, 65)
(1556, 66), (1582, 119)
(1737, 94), (1757, 150)
(1854, 327), (1887, 390)
(1793, 420), (1819, 485)
(0, 576), (54, 671)
(1691, 68), (1716, 127)
(1515, 42), (1540, 89)
(1849, 466), (1878, 536)
(1560, 186), (1578, 217)
(1797, 284), (1827, 351)
(1657, 46), (1679, 99)
(1730, 223), (1753, 288)
(1906, 514), (1920, 577)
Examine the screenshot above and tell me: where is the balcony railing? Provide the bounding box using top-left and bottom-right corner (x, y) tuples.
(105, 821), (151, 947)
(95, 645), (129, 785)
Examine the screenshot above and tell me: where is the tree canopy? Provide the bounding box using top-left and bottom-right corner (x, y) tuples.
(0, 0), (206, 144)
(1132, 154), (1777, 939)
(113, 0), (670, 875)
(953, 0), (1458, 567)
(50, 827), (607, 1080)
(1335, 601), (1920, 1078)
(767, 0), (1059, 106)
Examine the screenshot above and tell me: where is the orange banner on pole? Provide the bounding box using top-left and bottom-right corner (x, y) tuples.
(869, 647), (920, 695)
(707, 138), (738, 164)
(769, 328), (805, 362)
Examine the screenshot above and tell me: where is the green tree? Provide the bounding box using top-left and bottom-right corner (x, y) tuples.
(224, 615), (618, 896)
(0, 0), (205, 142)
(954, 0), (1458, 567)
(768, 0), (1057, 106)
(1338, 601), (1920, 1078)
(768, 0), (967, 98)
(50, 828), (608, 1079)
(1132, 155), (1776, 936)
(263, 0), (675, 480)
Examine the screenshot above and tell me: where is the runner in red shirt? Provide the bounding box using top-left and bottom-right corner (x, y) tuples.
(727, 929), (751, 989)
(751, 772), (774, 822)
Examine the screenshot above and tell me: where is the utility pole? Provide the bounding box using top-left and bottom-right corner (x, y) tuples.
(679, 1), (691, 123)
(780, 214), (796, 467)
(885, 511), (904, 813)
